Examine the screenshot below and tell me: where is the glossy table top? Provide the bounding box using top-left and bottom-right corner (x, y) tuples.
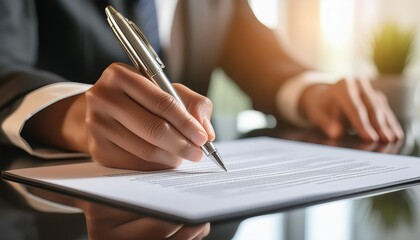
(1, 120), (420, 240)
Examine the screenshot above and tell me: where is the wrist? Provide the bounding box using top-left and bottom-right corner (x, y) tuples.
(61, 93), (88, 153)
(277, 71), (337, 128)
(22, 93), (88, 153)
(298, 84), (329, 120)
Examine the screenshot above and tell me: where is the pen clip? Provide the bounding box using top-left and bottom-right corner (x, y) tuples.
(128, 20), (165, 69)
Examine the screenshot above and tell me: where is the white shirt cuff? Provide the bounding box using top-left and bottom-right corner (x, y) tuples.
(1, 82), (92, 159)
(276, 71), (338, 128)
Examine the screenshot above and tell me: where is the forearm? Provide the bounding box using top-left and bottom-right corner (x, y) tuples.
(220, 0), (307, 116)
(1, 82), (91, 158)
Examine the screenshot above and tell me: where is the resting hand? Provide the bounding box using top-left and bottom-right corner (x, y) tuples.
(299, 78), (404, 142)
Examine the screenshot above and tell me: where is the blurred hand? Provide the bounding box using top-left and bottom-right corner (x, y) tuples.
(25, 63), (215, 170)
(299, 78), (404, 142)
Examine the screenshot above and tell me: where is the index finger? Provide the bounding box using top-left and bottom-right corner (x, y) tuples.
(108, 63), (209, 146)
(334, 79), (379, 141)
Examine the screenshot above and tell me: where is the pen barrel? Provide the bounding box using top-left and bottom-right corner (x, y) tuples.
(106, 10), (162, 78)
(201, 142), (217, 156)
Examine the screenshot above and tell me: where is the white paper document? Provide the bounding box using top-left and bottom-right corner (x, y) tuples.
(4, 137), (420, 223)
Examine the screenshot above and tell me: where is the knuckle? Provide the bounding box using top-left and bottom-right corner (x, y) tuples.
(201, 96), (213, 108)
(189, 95), (213, 118)
(106, 63), (124, 75)
(201, 96), (213, 112)
(153, 92), (178, 113)
(179, 115), (195, 130)
(99, 63), (128, 88)
(139, 143), (157, 162)
(179, 142), (194, 157)
(146, 120), (170, 141)
(101, 64), (118, 80)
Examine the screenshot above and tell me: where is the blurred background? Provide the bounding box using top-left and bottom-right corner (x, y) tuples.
(209, 0), (420, 141)
(215, 3), (420, 239)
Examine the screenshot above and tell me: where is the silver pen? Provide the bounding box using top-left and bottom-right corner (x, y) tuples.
(105, 6), (227, 171)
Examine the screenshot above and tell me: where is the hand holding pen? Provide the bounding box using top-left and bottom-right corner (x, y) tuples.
(48, 10), (219, 171)
(84, 63), (217, 171)
(39, 6), (226, 172)
(104, 6), (227, 171)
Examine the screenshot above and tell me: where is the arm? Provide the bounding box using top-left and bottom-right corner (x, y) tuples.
(220, 0), (403, 142)
(1, 2), (215, 170)
(24, 63), (216, 170)
(220, 0), (306, 117)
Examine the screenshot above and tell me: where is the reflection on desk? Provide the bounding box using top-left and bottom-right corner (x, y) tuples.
(1, 120), (420, 240)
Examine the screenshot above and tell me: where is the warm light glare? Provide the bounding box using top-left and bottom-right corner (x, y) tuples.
(320, 0), (354, 47)
(249, 0), (279, 29)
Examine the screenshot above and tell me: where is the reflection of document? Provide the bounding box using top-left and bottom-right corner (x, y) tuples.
(3, 137), (420, 223)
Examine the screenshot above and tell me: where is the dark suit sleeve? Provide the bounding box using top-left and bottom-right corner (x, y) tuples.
(220, 0), (308, 117)
(0, 1), (68, 145)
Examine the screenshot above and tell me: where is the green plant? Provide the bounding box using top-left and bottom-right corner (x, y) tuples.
(372, 22), (415, 74)
(368, 190), (415, 229)
(356, 189), (416, 231)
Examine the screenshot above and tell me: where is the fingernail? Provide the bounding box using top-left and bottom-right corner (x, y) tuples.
(191, 131), (208, 146)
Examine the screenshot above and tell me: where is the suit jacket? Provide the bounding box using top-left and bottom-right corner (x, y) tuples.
(0, 0), (305, 146)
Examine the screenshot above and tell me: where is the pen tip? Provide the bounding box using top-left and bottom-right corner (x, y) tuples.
(209, 152), (228, 172)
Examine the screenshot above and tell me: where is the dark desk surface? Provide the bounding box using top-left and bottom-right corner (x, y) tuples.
(1, 120), (420, 240)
